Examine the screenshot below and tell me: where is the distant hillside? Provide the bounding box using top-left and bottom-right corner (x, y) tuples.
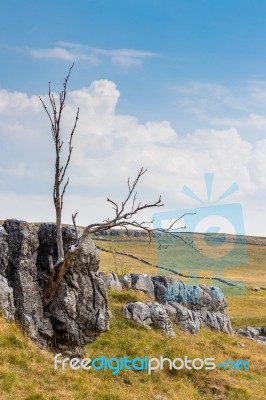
(93, 228), (266, 246)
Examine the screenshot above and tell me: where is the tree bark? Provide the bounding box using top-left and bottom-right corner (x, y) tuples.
(56, 206), (64, 262)
(43, 249), (76, 306)
(39, 63), (79, 267)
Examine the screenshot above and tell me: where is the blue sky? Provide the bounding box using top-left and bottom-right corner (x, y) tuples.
(0, 0), (266, 236)
(2, 0), (266, 129)
(0, 0), (266, 130)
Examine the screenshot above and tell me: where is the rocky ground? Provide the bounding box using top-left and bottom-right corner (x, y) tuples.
(0, 219), (265, 358)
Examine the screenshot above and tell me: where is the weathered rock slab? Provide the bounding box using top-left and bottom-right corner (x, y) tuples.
(123, 301), (175, 337)
(0, 220), (109, 356)
(101, 272), (232, 335)
(99, 272), (122, 291)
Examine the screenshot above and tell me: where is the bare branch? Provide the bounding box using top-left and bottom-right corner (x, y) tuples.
(80, 167), (163, 243)
(164, 212), (196, 231)
(61, 177), (69, 205)
(39, 96), (55, 134)
(107, 197), (119, 216)
(153, 212), (198, 252)
(59, 108), (79, 186)
(72, 212), (79, 244)
(131, 192), (137, 213)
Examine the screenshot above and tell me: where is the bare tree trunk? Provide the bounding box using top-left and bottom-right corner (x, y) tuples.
(40, 67), (166, 307)
(54, 136), (64, 262)
(40, 63), (79, 266)
(43, 250), (76, 306)
(56, 206), (64, 262)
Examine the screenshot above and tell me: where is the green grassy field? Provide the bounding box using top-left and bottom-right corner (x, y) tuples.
(0, 231), (266, 399)
(0, 289), (266, 400)
(97, 235), (266, 323)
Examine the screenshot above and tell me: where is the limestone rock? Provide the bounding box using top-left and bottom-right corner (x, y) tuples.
(236, 326), (266, 345)
(103, 272), (155, 296)
(0, 275), (15, 320)
(116, 272), (232, 335)
(123, 302), (152, 327)
(123, 301), (175, 337)
(237, 326), (261, 339)
(118, 273), (132, 289)
(257, 336), (266, 345)
(99, 272), (122, 291)
(198, 309), (232, 334)
(0, 220), (109, 356)
(165, 302), (201, 334)
(0, 226), (9, 278)
(4, 219), (47, 345)
(130, 274), (155, 298)
(152, 276), (226, 312)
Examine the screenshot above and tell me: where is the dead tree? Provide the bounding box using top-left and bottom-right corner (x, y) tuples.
(42, 167), (163, 306)
(39, 63), (79, 267)
(39, 65), (163, 307)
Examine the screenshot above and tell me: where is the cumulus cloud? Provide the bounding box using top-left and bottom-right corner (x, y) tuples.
(0, 80), (265, 235)
(253, 140), (266, 186)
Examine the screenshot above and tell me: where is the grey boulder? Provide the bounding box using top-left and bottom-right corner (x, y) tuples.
(99, 272), (122, 291)
(0, 220), (109, 356)
(123, 301), (175, 337)
(130, 274), (155, 298)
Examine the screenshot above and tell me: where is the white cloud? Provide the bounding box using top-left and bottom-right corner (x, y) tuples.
(249, 80), (266, 104)
(111, 56), (142, 69)
(30, 47), (76, 61)
(248, 113), (266, 128)
(175, 82), (230, 99)
(253, 139), (266, 186)
(28, 41), (156, 69)
(174, 80), (266, 133)
(0, 81), (265, 236)
(0, 89), (40, 112)
(57, 41), (155, 58)
(0, 163), (26, 177)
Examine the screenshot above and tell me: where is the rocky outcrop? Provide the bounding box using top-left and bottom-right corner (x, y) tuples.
(130, 274), (155, 298)
(123, 302), (175, 337)
(165, 301), (231, 334)
(0, 220), (109, 356)
(0, 226), (15, 320)
(237, 326), (266, 345)
(101, 272), (232, 335)
(99, 272), (122, 291)
(164, 302), (201, 334)
(94, 229), (148, 238)
(0, 275), (15, 320)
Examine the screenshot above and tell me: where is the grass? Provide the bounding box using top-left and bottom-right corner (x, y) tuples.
(227, 290), (266, 329)
(96, 234), (266, 288)
(0, 231), (266, 398)
(96, 234), (266, 329)
(0, 290), (266, 399)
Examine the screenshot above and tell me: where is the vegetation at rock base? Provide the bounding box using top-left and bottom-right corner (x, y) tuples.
(0, 289), (266, 400)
